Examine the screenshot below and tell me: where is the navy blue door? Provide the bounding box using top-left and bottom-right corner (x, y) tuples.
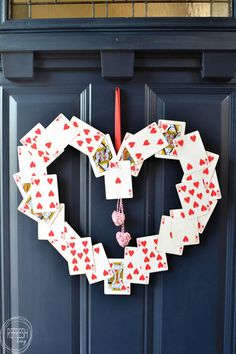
(0, 50), (235, 354)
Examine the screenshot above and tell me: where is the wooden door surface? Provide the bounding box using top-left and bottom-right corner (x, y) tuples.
(0, 48), (235, 354)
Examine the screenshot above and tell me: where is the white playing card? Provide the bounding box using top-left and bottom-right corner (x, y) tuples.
(157, 216), (184, 255)
(18, 190), (60, 225)
(117, 133), (143, 177)
(201, 151), (219, 186)
(155, 120), (186, 160)
(69, 116), (105, 157)
(64, 221), (81, 241)
(38, 203), (65, 240)
(197, 200), (218, 234)
(123, 247), (150, 284)
(66, 231), (95, 275)
(104, 259), (131, 295)
(49, 221), (81, 261)
(86, 243), (112, 284)
(36, 114), (77, 164)
(31, 174), (60, 213)
(125, 122), (168, 163)
(18, 146), (47, 183)
(136, 235), (168, 273)
(104, 161), (133, 200)
(182, 151), (219, 188)
(89, 134), (118, 177)
(170, 209), (199, 246)
(173, 131), (209, 174)
(205, 171), (221, 201)
(13, 172), (31, 197)
(49, 237), (69, 261)
(176, 175), (210, 218)
(20, 123), (45, 148)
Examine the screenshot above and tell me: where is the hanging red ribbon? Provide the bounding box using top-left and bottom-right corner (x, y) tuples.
(114, 87), (121, 153)
(112, 87), (131, 248)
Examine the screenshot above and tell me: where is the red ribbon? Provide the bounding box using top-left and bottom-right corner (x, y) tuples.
(114, 87), (121, 153)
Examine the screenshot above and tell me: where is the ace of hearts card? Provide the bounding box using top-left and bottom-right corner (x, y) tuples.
(104, 259), (131, 295)
(155, 120), (186, 160)
(104, 161), (133, 200)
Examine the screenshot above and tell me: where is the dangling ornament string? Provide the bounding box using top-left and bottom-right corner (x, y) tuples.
(112, 87), (131, 248)
(114, 199), (131, 247)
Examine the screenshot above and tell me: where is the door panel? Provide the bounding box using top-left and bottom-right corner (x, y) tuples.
(0, 63), (235, 354)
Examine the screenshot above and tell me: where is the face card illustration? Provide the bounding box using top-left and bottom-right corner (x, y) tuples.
(104, 161), (133, 200)
(205, 171), (221, 201)
(86, 243), (112, 284)
(197, 200), (218, 234)
(38, 204), (65, 240)
(157, 216), (184, 255)
(67, 236), (95, 276)
(170, 209), (199, 246)
(49, 221), (81, 261)
(69, 116), (105, 156)
(104, 259), (131, 295)
(176, 175), (210, 218)
(155, 120), (186, 159)
(117, 133), (143, 177)
(136, 235), (168, 273)
(20, 123), (45, 148)
(36, 114), (77, 163)
(31, 174), (59, 213)
(13, 172), (31, 198)
(18, 146), (47, 183)
(123, 247), (150, 284)
(173, 131), (209, 174)
(125, 122), (168, 163)
(18, 191), (60, 225)
(89, 134), (118, 177)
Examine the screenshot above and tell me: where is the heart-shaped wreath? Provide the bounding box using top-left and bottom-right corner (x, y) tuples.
(14, 105), (221, 295)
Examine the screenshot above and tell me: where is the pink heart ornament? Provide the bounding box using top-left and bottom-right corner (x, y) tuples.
(116, 231), (131, 248)
(112, 210), (125, 226)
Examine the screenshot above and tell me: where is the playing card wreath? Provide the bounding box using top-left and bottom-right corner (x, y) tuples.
(14, 88), (221, 295)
